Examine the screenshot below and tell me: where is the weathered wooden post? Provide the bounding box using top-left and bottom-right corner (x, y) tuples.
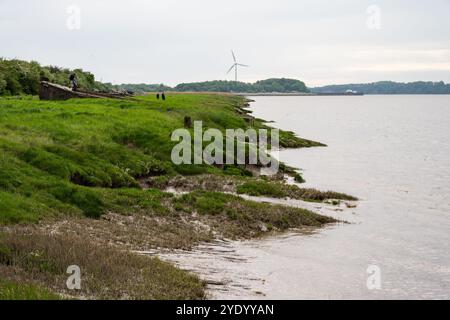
(184, 116), (192, 128)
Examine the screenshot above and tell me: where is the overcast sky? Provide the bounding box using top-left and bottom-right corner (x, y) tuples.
(1, 0), (449, 86)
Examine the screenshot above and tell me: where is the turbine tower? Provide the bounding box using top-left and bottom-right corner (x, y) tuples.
(226, 50), (249, 82)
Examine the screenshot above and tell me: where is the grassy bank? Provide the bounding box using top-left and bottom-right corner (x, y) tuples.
(0, 93), (347, 299)
(0, 94), (322, 223)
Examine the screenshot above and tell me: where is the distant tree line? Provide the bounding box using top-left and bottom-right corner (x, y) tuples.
(114, 78), (310, 93)
(173, 78), (309, 93)
(0, 58), (111, 96)
(0, 59), (309, 96)
(6, 58), (449, 96)
(310, 81), (450, 94)
(114, 83), (172, 93)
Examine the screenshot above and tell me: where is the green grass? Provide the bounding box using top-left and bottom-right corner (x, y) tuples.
(143, 174), (357, 203)
(236, 180), (358, 201)
(0, 93), (343, 300)
(0, 280), (61, 300)
(188, 190), (334, 222)
(0, 94), (318, 224)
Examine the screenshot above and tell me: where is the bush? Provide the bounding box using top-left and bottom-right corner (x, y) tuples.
(0, 58), (112, 96)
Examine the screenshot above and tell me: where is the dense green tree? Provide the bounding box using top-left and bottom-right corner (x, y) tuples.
(0, 58), (113, 96)
(0, 74), (6, 95)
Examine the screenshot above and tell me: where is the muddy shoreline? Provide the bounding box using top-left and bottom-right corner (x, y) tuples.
(0, 94), (356, 300)
(144, 187), (357, 299)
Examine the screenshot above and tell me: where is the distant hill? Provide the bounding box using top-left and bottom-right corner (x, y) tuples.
(173, 78), (309, 93)
(310, 81), (450, 94)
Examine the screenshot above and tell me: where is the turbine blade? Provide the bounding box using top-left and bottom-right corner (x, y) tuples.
(231, 50), (236, 62)
(226, 64), (235, 74)
(237, 64), (249, 67)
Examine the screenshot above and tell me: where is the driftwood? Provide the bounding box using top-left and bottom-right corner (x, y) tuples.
(184, 116), (192, 128)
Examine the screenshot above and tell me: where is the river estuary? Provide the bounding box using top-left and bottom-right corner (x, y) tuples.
(157, 95), (450, 299)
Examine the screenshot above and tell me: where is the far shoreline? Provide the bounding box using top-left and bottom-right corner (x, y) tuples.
(236, 92), (363, 96)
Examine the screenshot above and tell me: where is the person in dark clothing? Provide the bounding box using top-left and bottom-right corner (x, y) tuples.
(161, 92), (166, 101)
(156, 93), (160, 99)
(69, 73), (78, 91)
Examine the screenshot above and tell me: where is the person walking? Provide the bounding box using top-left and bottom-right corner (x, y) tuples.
(69, 73), (78, 91)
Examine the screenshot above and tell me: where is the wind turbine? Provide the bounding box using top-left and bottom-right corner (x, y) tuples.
(226, 50), (249, 82)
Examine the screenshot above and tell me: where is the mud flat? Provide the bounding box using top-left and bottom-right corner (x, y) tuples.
(148, 193), (358, 299)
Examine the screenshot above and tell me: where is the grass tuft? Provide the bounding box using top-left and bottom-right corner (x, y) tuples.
(236, 180), (357, 201)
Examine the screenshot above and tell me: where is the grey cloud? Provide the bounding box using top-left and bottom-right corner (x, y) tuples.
(1, 0), (449, 86)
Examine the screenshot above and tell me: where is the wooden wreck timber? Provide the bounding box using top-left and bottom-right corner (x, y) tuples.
(39, 81), (131, 100)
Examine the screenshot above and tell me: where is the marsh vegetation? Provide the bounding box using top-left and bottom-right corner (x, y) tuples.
(0, 93), (351, 299)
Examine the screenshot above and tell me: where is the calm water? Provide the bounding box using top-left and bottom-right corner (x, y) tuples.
(159, 95), (450, 299)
